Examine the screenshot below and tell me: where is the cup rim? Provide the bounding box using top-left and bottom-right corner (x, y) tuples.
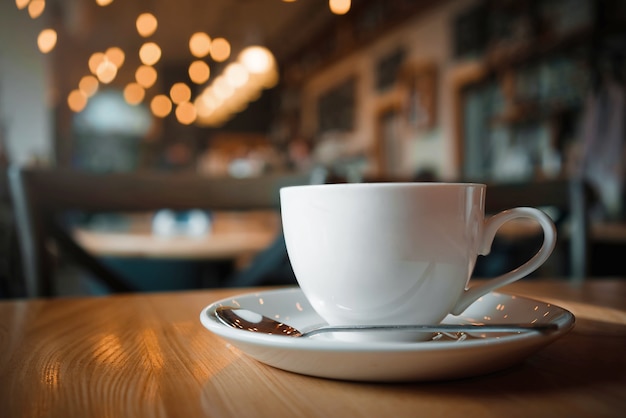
(281, 182), (486, 191)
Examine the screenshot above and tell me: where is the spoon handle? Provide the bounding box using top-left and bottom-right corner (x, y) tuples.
(301, 323), (558, 337)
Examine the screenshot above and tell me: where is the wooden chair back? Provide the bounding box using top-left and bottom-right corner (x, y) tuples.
(8, 167), (313, 297)
(484, 178), (591, 282)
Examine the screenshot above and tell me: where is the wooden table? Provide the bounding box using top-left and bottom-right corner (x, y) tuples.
(1, 279), (625, 417)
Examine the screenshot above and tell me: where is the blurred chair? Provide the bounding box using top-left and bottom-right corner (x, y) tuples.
(480, 178), (592, 283)
(8, 166), (313, 298)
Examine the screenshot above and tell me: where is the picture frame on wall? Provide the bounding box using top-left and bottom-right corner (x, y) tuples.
(317, 77), (357, 134)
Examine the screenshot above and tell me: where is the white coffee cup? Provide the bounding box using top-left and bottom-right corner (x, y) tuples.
(280, 183), (556, 341)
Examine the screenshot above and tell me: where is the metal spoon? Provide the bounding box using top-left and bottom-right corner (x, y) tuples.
(214, 306), (558, 338)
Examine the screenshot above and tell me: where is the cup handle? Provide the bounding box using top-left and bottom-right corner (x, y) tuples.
(451, 207), (557, 315)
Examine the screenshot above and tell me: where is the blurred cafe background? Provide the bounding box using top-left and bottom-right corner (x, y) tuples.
(1, 0), (626, 299)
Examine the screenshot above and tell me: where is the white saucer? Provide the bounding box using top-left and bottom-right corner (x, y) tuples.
(199, 288), (574, 382)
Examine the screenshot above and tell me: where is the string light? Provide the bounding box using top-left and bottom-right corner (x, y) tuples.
(37, 28), (57, 53)
(139, 42), (162, 66)
(79, 75), (99, 97)
(169, 82), (191, 104)
(189, 32), (211, 58)
(135, 65), (158, 89)
(136, 13), (158, 37)
(123, 83), (145, 105)
(210, 38), (231, 62)
(105, 47), (125, 68)
(15, 0), (30, 10)
(329, 0), (351, 15)
(175, 101), (197, 125)
(150, 95), (173, 118)
(188, 61), (210, 84)
(67, 89), (88, 112)
(28, 0), (45, 18)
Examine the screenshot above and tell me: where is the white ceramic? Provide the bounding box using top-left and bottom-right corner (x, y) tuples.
(199, 288), (575, 382)
(280, 183), (556, 340)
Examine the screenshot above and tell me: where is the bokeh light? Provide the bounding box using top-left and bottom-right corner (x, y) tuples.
(37, 29), (57, 53)
(136, 13), (158, 37)
(135, 65), (158, 88)
(188, 60), (210, 84)
(210, 38), (231, 62)
(123, 83), (145, 105)
(139, 42), (162, 66)
(189, 32), (211, 58)
(150, 94), (172, 118)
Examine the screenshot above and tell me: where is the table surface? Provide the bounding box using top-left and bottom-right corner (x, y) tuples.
(73, 210), (280, 261)
(1, 279), (625, 417)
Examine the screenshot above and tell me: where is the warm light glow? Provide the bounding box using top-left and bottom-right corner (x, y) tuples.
(169, 82), (191, 104)
(175, 101), (197, 125)
(224, 63), (248, 88)
(88, 52), (106, 75)
(150, 94), (172, 118)
(239, 46), (274, 74)
(139, 42), (161, 66)
(196, 45), (278, 127)
(188, 60), (210, 84)
(96, 59), (117, 84)
(210, 38), (230, 62)
(16, 0), (30, 10)
(136, 13), (158, 37)
(28, 0), (45, 19)
(79, 75), (99, 97)
(135, 65), (158, 88)
(95, 0), (114, 6)
(329, 0), (351, 15)
(68, 89), (88, 112)
(189, 32), (211, 58)
(37, 29), (57, 53)
(123, 83), (145, 105)
(105, 47), (125, 68)
(212, 76), (234, 100)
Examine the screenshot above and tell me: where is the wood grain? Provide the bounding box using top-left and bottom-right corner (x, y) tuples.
(1, 280), (625, 417)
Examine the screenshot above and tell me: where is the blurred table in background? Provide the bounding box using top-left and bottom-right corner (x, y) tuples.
(74, 210), (280, 266)
(69, 210), (281, 292)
